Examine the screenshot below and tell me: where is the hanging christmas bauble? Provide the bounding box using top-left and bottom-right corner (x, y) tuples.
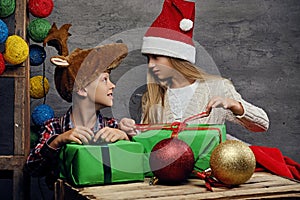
(30, 44), (46, 66)
(0, 0), (16, 18)
(27, 18), (51, 43)
(0, 19), (8, 44)
(30, 75), (50, 99)
(28, 0), (54, 18)
(210, 140), (256, 185)
(0, 53), (5, 75)
(3, 35), (29, 65)
(31, 104), (54, 126)
(149, 138), (195, 184)
(30, 129), (39, 148)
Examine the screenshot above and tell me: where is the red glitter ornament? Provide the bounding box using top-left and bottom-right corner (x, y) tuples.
(28, 0), (54, 18)
(149, 138), (195, 184)
(0, 53), (5, 75)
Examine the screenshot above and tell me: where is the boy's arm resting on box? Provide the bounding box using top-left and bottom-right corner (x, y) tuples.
(93, 126), (129, 142)
(26, 122), (95, 177)
(25, 114), (128, 177)
(25, 118), (63, 177)
(49, 126), (94, 147)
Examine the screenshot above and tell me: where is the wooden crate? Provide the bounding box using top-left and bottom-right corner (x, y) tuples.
(54, 172), (300, 200)
(0, 0), (30, 199)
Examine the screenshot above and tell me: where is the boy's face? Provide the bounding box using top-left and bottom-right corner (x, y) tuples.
(85, 72), (115, 107)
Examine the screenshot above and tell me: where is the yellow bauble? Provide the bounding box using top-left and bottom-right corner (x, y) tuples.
(210, 140), (256, 185)
(4, 35), (29, 65)
(30, 76), (50, 99)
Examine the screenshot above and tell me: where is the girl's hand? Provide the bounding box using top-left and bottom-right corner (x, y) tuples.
(93, 127), (129, 143)
(206, 96), (244, 116)
(50, 126), (94, 148)
(119, 118), (137, 136)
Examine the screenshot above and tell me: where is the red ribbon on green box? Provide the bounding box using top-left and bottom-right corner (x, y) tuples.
(133, 112), (226, 175)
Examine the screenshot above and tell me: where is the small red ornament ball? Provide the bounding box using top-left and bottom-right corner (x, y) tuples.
(28, 0), (54, 18)
(0, 53), (5, 75)
(149, 138), (194, 184)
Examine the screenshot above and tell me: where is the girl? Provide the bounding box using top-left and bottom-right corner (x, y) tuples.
(120, 0), (269, 135)
(141, 55), (269, 132)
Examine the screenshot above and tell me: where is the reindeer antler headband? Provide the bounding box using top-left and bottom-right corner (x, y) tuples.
(43, 23), (128, 103)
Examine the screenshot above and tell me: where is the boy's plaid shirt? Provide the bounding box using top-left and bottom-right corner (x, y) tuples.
(26, 107), (118, 177)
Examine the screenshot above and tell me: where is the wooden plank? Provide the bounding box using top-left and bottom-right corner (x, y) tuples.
(13, 0), (29, 156)
(14, 0), (27, 38)
(0, 1), (30, 200)
(14, 77), (25, 155)
(13, 169), (23, 200)
(0, 0), (28, 78)
(0, 66), (26, 78)
(78, 185), (300, 200)
(55, 180), (64, 200)
(20, 0), (31, 157)
(57, 172), (300, 200)
(14, 3), (31, 200)
(0, 156), (26, 170)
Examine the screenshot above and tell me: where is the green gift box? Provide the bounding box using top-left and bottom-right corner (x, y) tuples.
(59, 140), (145, 186)
(132, 123), (226, 175)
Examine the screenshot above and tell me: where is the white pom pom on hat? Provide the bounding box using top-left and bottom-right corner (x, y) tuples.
(180, 18), (193, 32)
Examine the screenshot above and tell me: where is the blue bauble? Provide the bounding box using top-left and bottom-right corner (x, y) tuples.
(0, 19), (8, 44)
(29, 44), (46, 66)
(31, 104), (55, 126)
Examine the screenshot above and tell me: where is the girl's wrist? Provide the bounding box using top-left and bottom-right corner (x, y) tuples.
(231, 101), (244, 116)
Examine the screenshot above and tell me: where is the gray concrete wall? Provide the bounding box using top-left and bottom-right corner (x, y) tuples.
(31, 0), (300, 163)
(28, 0), (300, 199)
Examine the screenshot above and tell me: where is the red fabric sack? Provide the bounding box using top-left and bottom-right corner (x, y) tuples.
(250, 146), (300, 181)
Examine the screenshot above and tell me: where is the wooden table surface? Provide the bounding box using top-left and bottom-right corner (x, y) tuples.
(55, 172), (300, 200)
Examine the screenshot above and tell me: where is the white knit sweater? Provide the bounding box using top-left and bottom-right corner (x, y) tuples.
(144, 78), (269, 133)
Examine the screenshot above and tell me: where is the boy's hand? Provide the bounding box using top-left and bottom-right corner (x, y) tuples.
(93, 127), (129, 143)
(119, 118), (137, 136)
(50, 126), (94, 148)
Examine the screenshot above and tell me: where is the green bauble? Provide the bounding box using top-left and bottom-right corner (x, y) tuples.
(30, 130), (39, 148)
(27, 18), (51, 42)
(0, 0), (15, 18)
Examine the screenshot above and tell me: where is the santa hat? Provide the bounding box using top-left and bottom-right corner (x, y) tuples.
(141, 0), (196, 63)
(250, 146), (300, 181)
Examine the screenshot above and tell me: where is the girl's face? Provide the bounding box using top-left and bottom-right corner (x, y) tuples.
(85, 72), (115, 107)
(147, 54), (175, 80)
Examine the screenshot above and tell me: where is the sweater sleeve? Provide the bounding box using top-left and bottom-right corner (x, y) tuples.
(224, 79), (269, 132)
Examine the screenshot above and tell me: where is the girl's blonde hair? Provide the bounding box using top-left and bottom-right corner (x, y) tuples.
(141, 57), (215, 123)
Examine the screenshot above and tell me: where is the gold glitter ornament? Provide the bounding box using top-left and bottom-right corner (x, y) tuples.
(210, 140), (256, 185)
(30, 76), (50, 99)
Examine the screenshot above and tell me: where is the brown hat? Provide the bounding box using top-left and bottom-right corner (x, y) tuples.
(51, 43), (128, 102)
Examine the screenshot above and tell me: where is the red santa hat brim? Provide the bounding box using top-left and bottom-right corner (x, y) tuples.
(142, 27), (195, 63)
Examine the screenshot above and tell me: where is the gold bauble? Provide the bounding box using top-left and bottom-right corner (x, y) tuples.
(210, 140), (256, 185)
(4, 35), (29, 65)
(30, 76), (50, 99)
